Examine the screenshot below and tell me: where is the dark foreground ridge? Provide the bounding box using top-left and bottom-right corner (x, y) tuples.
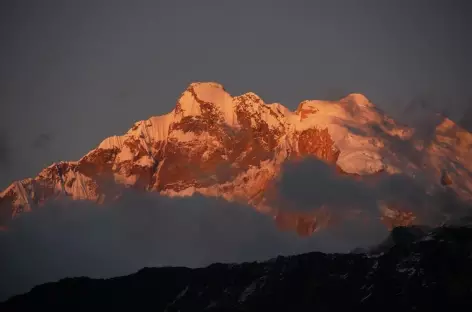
(2, 226), (472, 312)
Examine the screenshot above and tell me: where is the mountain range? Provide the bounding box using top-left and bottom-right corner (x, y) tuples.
(1, 82), (472, 234)
(3, 225), (472, 311)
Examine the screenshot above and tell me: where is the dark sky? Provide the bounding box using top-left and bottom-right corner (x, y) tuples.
(0, 0), (471, 188)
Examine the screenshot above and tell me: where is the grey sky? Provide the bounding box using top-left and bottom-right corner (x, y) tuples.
(0, 0), (471, 188)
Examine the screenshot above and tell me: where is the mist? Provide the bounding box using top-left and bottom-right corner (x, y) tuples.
(0, 185), (393, 301)
(274, 156), (472, 225)
(1, 156), (471, 301)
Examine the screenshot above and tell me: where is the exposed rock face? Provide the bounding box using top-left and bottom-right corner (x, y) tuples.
(297, 128), (340, 161)
(1, 82), (471, 234)
(3, 226), (472, 311)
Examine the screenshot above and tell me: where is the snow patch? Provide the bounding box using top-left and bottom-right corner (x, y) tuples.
(238, 281), (257, 303)
(170, 130), (199, 142)
(136, 156), (154, 167)
(116, 145), (134, 162)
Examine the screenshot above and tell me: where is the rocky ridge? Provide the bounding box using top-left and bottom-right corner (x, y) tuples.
(2, 225), (472, 311)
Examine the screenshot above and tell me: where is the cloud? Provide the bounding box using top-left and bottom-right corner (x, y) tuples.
(272, 157), (471, 226)
(274, 159), (374, 212)
(0, 189), (393, 301)
(1, 155), (469, 302)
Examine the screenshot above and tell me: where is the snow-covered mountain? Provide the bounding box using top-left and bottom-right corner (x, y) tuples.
(1, 82), (471, 234)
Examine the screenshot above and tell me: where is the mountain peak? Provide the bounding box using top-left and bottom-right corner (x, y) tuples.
(341, 93), (373, 107)
(186, 81), (226, 91)
(175, 81), (236, 125)
(295, 93), (374, 116)
(236, 91), (265, 103)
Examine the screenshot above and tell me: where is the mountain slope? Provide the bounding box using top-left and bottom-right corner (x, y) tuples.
(1, 82), (471, 233)
(2, 225), (472, 312)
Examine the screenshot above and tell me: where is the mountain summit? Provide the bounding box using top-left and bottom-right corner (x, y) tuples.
(1, 82), (471, 234)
